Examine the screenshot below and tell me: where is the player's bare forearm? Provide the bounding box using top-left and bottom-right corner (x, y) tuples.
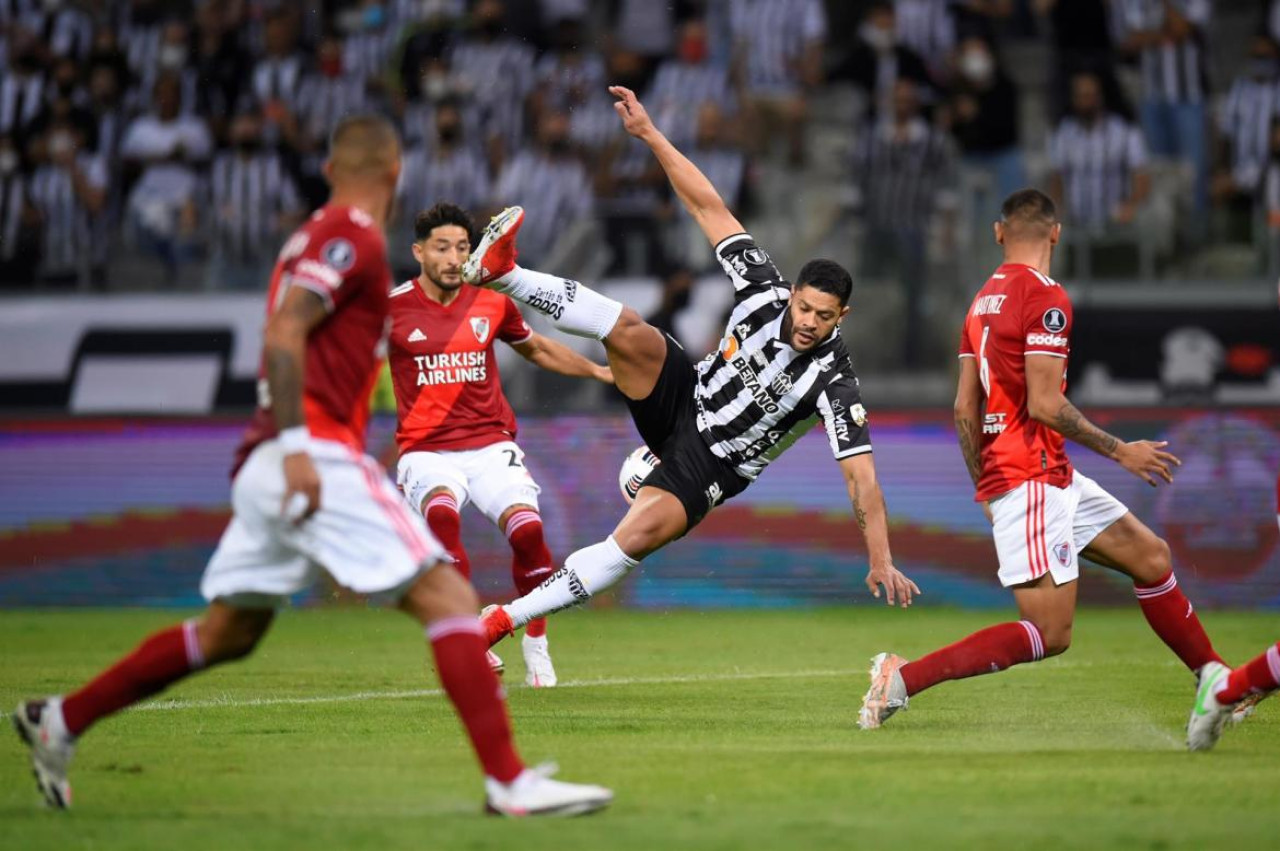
(954, 358), (985, 488)
(1047, 396), (1120, 459)
(515, 334), (611, 383)
(843, 455), (892, 566)
(955, 410), (985, 489)
(263, 288), (328, 432)
(610, 85), (742, 245)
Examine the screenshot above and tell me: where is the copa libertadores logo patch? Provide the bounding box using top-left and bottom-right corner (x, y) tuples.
(1042, 308), (1067, 333)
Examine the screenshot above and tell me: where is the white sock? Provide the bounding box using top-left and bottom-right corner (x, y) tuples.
(503, 536), (639, 627)
(493, 266), (623, 340)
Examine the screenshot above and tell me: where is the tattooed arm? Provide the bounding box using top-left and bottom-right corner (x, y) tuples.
(839, 454), (920, 607)
(262, 286), (330, 520)
(954, 356), (985, 490)
(1025, 354), (1181, 486)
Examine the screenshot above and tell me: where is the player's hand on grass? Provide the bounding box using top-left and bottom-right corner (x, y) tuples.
(610, 86), (654, 139)
(866, 561), (921, 608)
(282, 452), (321, 523)
(1114, 440), (1181, 487)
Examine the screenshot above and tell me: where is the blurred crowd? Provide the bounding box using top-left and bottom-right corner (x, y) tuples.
(1, 0), (1279, 316)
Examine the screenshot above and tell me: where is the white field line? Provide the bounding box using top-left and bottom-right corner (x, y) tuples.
(116, 668), (861, 714)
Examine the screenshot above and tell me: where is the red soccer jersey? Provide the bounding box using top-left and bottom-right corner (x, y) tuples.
(959, 262), (1074, 501)
(388, 281), (533, 453)
(234, 204), (392, 471)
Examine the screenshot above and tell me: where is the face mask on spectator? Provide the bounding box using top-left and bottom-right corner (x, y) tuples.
(678, 34), (707, 65)
(0, 150), (17, 174)
(49, 131), (74, 158)
(235, 137), (260, 153)
(42, 0), (63, 11)
(438, 123), (460, 144)
(546, 137), (570, 156)
(478, 16), (502, 37)
(363, 4), (386, 30)
(422, 72), (451, 101)
(159, 45), (188, 70)
(322, 55), (343, 77)
(858, 23), (893, 52)
(959, 50), (994, 85)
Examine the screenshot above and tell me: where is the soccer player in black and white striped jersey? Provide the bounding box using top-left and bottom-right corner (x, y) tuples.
(464, 86), (920, 651)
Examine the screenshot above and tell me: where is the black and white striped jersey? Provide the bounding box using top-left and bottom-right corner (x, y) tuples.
(694, 233), (872, 481)
(1113, 0), (1210, 104)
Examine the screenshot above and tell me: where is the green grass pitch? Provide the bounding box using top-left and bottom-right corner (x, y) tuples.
(2, 607), (1278, 850)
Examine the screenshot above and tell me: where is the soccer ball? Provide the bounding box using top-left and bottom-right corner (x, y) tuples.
(618, 445), (660, 504)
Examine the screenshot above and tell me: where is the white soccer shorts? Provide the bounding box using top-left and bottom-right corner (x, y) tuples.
(201, 439), (446, 607)
(397, 440), (541, 523)
(988, 469), (1129, 588)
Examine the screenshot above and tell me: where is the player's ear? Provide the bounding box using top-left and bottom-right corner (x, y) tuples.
(1049, 222), (1062, 246)
(993, 221), (1004, 246)
(839, 304), (850, 320)
(411, 240), (424, 263)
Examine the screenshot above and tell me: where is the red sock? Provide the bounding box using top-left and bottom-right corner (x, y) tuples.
(1217, 642), (1280, 704)
(425, 493), (470, 581)
(1133, 571), (1224, 671)
(900, 621), (1044, 696)
(428, 616), (524, 783)
(506, 509), (551, 639)
(62, 620), (204, 736)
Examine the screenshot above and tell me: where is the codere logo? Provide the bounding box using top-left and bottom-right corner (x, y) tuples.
(1026, 332), (1067, 347)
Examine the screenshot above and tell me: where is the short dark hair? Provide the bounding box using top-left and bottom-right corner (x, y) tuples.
(1000, 188), (1057, 236)
(414, 202), (475, 243)
(796, 258), (853, 306)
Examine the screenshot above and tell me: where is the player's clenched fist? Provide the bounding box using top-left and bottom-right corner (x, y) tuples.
(609, 85), (654, 139)
(282, 452), (321, 523)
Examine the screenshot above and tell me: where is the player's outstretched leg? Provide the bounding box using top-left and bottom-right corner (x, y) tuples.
(12, 603), (273, 808)
(481, 488), (685, 647)
(463, 207), (623, 342)
(462, 206), (669, 403)
(398, 563), (612, 816)
(860, 576), (1069, 729)
(502, 507), (556, 687)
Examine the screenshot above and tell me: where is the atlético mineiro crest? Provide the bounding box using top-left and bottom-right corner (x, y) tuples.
(470, 316), (490, 344)
(770, 372), (793, 395)
(1054, 542), (1071, 566)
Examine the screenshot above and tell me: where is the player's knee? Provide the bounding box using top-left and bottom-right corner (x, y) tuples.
(1144, 537), (1173, 579)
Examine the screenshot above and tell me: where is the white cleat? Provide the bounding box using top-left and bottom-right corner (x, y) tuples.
(486, 649), (505, 677)
(485, 763), (613, 817)
(12, 698), (75, 808)
(522, 634), (557, 688)
(1187, 662), (1234, 751)
(858, 652), (909, 730)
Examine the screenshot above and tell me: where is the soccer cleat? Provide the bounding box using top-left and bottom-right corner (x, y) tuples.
(522, 634), (557, 688)
(857, 652), (909, 730)
(1187, 662), (1233, 751)
(487, 649), (505, 676)
(12, 698), (75, 809)
(485, 763), (613, 817)
(1229, 690), (1269, 726)
(462, 206), (524, 288)
(480, 604), (515, 648)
